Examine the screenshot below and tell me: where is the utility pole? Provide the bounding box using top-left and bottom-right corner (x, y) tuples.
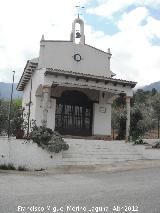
(158, 117), (160, 139)
(27, 78), (32, 139)
(8, 71), (15, 138)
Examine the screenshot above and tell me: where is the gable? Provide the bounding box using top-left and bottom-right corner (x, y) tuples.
(38, 41), (114, 78)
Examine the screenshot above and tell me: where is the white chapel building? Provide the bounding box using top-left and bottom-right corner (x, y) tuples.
(17, 17), (136, 139)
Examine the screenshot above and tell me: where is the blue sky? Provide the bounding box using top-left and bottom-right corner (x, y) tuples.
(0, 0), (160, 87)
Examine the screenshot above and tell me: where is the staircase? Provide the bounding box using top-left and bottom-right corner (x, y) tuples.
(61, 139), (143, 165)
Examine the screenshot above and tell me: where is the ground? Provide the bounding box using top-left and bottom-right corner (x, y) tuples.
(0, 167), (160, 213)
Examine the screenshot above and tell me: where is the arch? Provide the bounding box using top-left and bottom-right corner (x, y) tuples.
(58, 90), (90, 105)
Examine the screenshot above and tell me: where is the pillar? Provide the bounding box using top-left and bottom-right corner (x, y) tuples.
(42, 85), (50, 127)
(126, 96), (131, 142)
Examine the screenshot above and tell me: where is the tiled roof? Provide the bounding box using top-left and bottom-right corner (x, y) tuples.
(51, 80), (122, 94)
(17, 66), (136, 91)
(45, 68), (137, 88)
(17, 58), (38, 91)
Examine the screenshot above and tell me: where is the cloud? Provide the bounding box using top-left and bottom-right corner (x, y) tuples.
(0, 0), (86, 82)
(88, 0), (131, 18)
(88, 0), (160, 18)
(145, 17), (160, 38)
(0, 0), (160, 87)
(85, 5), (160, 86)
(117, 7), (149, 30)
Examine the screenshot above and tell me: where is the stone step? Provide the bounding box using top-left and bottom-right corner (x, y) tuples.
(64, 148), (139, 154)
(65, 142), (130, 146)
(60, 139), (143, 166)
(66, 144), (135, 148)
(62, 155), (143, 161)
(63, 153), (142, 158)
(64, 148), (138, 153)
(64, 140), (127, 145)
(66, 146), (132, 150)
(59, 158), (144, 166)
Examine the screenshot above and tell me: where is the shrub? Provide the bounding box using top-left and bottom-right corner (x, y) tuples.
(0, 163), (16, 170)
(17, 166), (28, 171)
(11, 108), (24, 135)
(130, 107), (145, 141)
(47, 132), (69, 153)
(29, 124), (69, 153)
(152, 141), (160, 149)
(133, 138), (147, 145)
(29, 125), (53, 146)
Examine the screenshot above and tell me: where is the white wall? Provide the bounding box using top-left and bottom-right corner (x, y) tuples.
(22, 68), (46, 127)
(38, 41), (113, 77)
(0, 137), (62, 170)
(92, 91), (114, 136)
(92, 103), (111, 135)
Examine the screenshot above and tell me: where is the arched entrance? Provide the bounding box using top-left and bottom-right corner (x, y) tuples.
(55, 90), (93, 136)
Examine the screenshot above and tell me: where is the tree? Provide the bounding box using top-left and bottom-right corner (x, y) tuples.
(112, 89), (154, 140)
(151, 88), (157, 96)
(113, 93), (126, 108)
(0, 98), (23, 136)
(130, 106), (144, 140)
(112, 93), (127, 140)
(0, 99), (9, 134)
(152, 93), (160, 138)
(10, 107), (24, 138)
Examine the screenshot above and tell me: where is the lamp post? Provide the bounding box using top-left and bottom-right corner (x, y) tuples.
(8, 71), (15, 138)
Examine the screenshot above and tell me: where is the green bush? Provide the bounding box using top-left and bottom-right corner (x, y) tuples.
(29, 125), (53, 146)
(10, 108), (24, 135)
(47, 132), (69, 153)
(29, 124), (69, 153)
(0, 163), (16, 170)
(152, 141), (160, 149)
(133, 138), (147, 145)
(17, 166), (28, 171)
(130, 107), (146, 141)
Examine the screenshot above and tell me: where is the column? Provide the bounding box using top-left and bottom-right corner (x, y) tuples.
(126, 96), (131, 142)
(42, 85), (50, 127)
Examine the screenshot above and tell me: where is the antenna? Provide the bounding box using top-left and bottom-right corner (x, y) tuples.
(75, 4), (85, 18)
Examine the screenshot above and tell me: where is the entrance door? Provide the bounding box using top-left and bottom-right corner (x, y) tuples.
(55, 91), (93, 136)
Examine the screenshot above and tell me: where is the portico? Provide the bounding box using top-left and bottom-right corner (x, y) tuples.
(32, 68), (135, 139)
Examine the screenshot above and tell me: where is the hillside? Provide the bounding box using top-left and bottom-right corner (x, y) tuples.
(142, 81), (160, 92)
(0, 82), (22, 99)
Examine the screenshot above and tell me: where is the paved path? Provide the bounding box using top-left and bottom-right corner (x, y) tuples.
(0, 166), (160, 213)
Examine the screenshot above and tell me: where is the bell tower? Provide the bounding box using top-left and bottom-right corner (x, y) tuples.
(70, 15), (85, 45)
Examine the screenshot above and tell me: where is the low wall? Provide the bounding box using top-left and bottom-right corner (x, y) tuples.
(0, 137), (62, 170)
(0, 137), (160, 170)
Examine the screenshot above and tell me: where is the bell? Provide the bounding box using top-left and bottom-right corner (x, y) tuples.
(76, 32), (81, 38)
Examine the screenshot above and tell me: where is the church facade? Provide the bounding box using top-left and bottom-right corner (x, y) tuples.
(17, 17), (136, 139)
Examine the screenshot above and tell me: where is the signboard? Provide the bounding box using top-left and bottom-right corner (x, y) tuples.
(99, 107), (106, 113)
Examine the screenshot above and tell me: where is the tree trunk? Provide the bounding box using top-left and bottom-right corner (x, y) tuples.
(113, 127), (115, 140)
